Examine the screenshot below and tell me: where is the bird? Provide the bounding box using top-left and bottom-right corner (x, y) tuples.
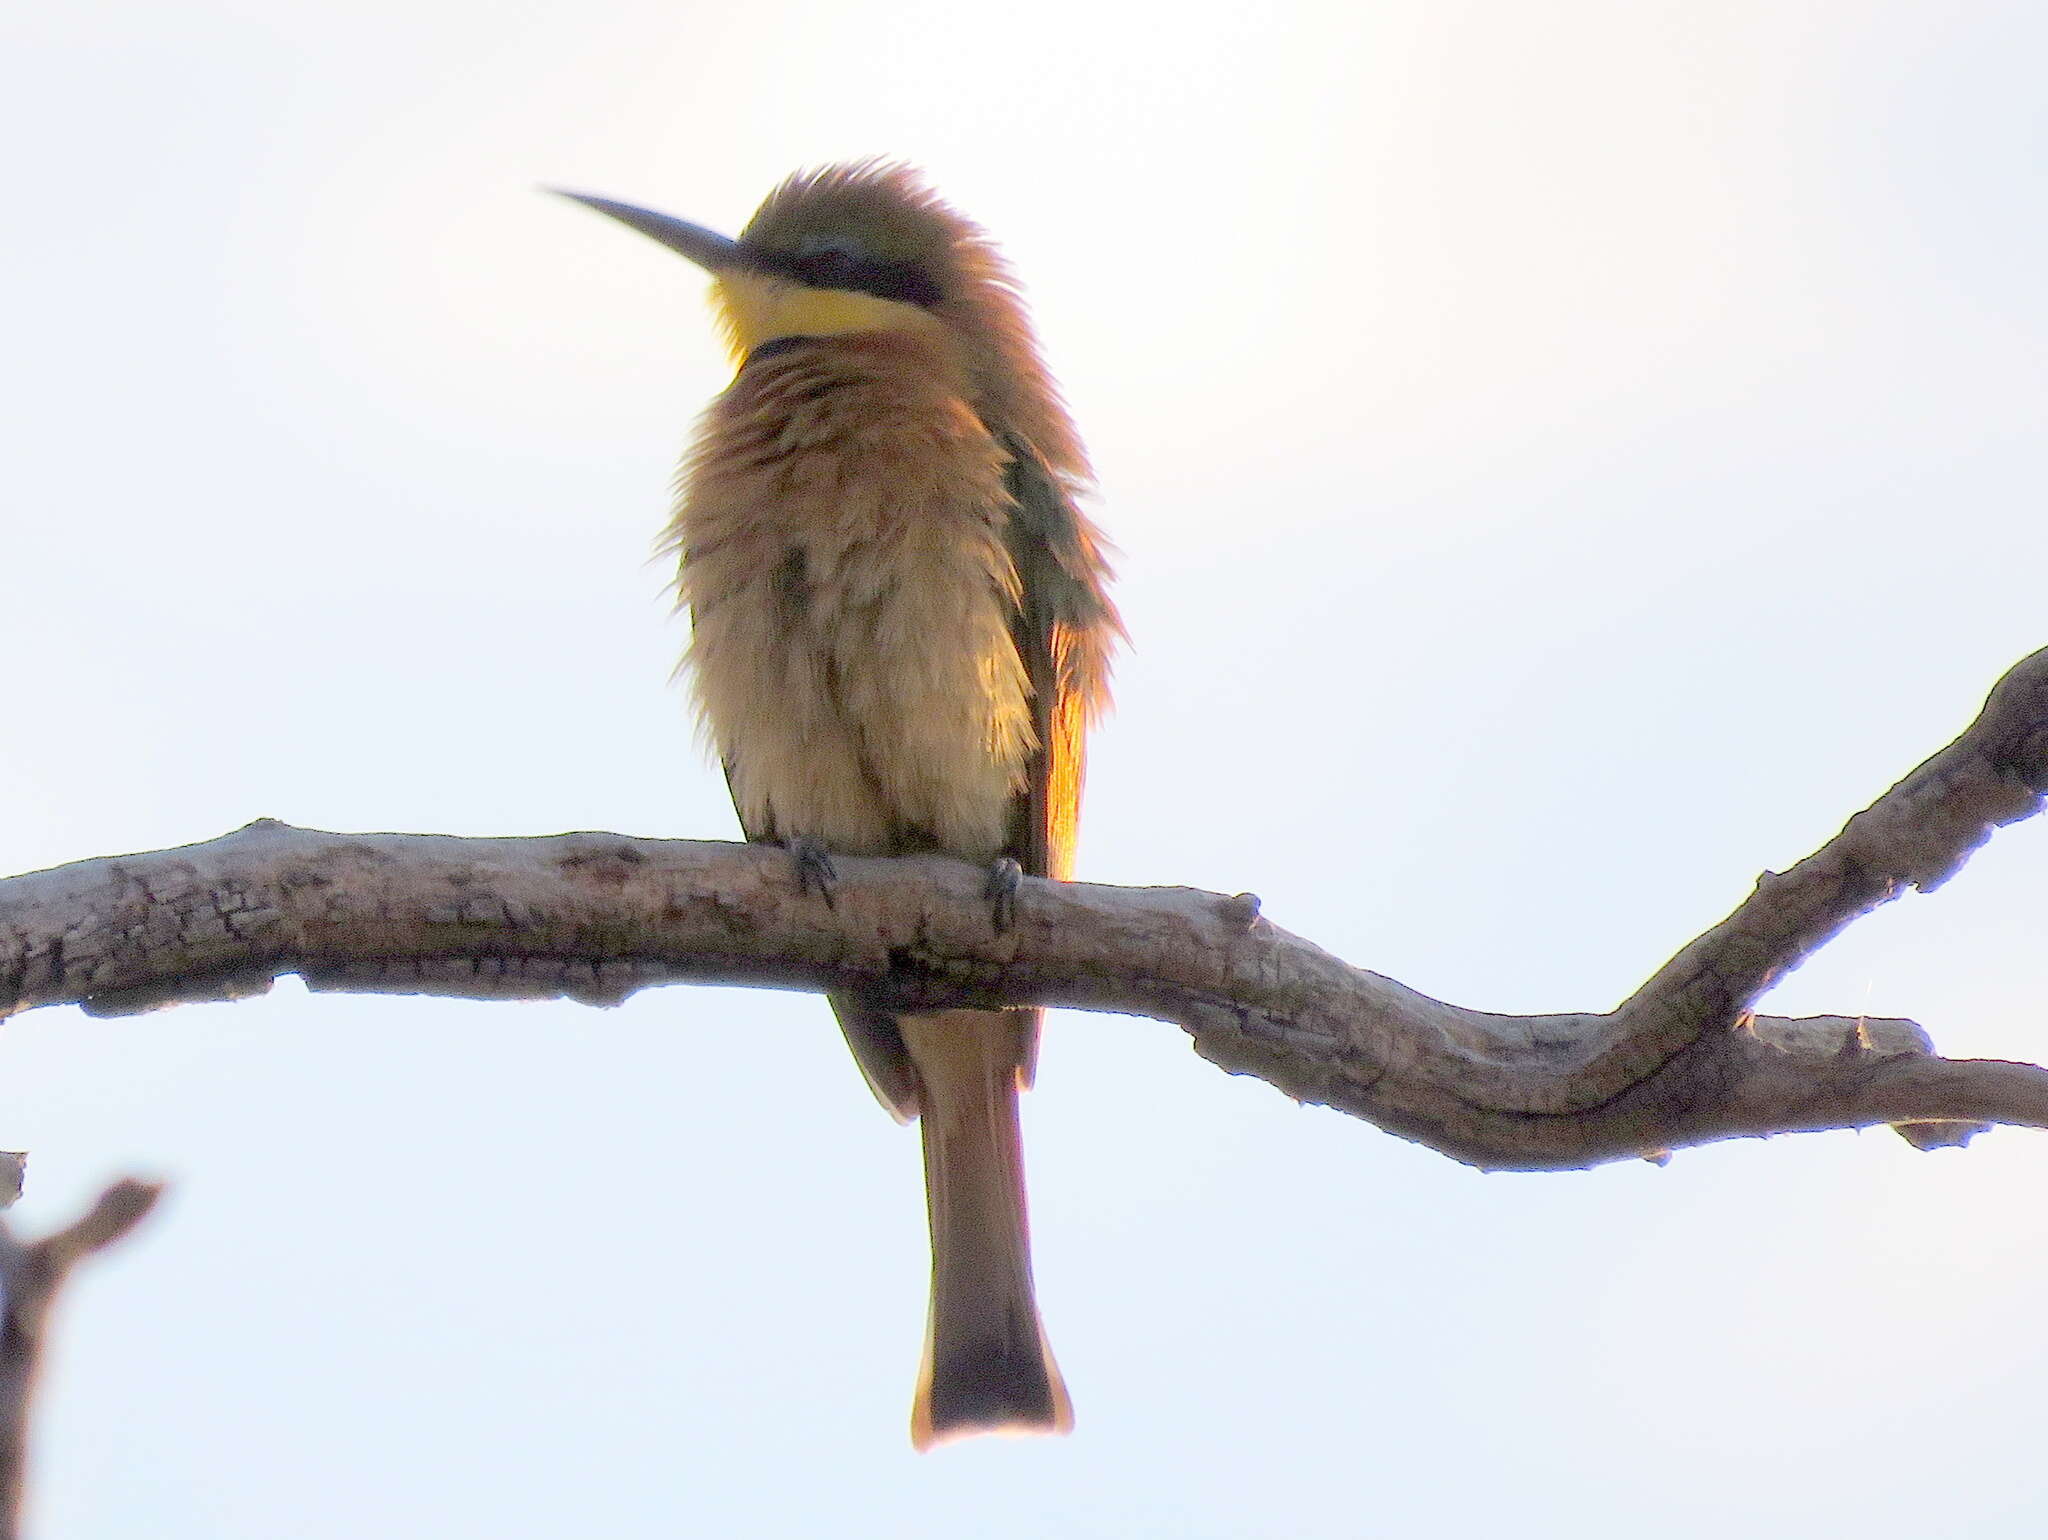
(558, 162), (1120, 1449)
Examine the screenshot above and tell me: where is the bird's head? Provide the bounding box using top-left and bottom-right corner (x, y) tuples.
(556, 160), (1082, 471)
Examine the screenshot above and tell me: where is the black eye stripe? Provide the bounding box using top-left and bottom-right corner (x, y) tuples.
(760, 248), (942, 309)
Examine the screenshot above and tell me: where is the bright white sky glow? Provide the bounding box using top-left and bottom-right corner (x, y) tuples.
(3, 1), (2046, 1534)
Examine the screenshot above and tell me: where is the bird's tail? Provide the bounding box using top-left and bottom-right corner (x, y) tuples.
(900, 1009), (1071, 1451)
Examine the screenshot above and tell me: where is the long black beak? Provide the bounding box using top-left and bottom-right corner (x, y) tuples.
(549, 189), (744, 273)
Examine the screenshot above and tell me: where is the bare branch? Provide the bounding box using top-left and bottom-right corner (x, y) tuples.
(0, 1179), (164, 1540)
(0, 649), (2043, 1174)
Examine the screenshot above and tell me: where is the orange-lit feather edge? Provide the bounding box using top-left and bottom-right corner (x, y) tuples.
(996, 436), (1121, 1086)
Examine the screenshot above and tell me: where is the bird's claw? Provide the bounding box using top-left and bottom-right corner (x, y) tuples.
(984, 857), (1023, 933)
(789, 837), (838, 904)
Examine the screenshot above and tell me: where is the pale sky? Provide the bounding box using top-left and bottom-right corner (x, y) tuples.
(4, 1), (2047, 1535)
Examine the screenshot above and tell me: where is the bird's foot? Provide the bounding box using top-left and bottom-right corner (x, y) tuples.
(984, 857), (1024, 933)
(788, 837), (839, 905)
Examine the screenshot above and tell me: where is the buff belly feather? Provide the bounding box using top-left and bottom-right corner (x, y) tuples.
(675, 331), (1035, 863)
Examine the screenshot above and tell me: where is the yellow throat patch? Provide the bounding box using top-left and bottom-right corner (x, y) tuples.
(710, 270), (940, 363)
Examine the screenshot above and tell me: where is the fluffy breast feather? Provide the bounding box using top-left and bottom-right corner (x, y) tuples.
(671, 332), (1035, 862)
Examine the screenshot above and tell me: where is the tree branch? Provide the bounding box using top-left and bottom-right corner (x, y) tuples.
(0, 1179), (164, 1540)
(2, 648), (2044, 1173)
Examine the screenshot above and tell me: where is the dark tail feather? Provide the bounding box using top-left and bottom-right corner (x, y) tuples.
(902, 1009), (1071, 1451)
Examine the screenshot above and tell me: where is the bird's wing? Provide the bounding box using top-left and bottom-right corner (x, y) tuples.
(721, 756), (770, 843)
(998, 437), (1121, 1088)
(724, 757), (922, 1119)
(716, 757), (917, 1122)
(999, 435), (1120, 884)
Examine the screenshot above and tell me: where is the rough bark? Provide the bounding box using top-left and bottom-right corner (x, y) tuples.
(1, 648), (2044, 1173)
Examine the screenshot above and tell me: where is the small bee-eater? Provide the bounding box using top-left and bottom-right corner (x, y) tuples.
(559, 162), (1120, 1448)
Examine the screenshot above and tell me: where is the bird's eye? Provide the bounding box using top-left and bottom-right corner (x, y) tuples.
(794, 236), (863, 281)
(782, 236), (940, 308)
